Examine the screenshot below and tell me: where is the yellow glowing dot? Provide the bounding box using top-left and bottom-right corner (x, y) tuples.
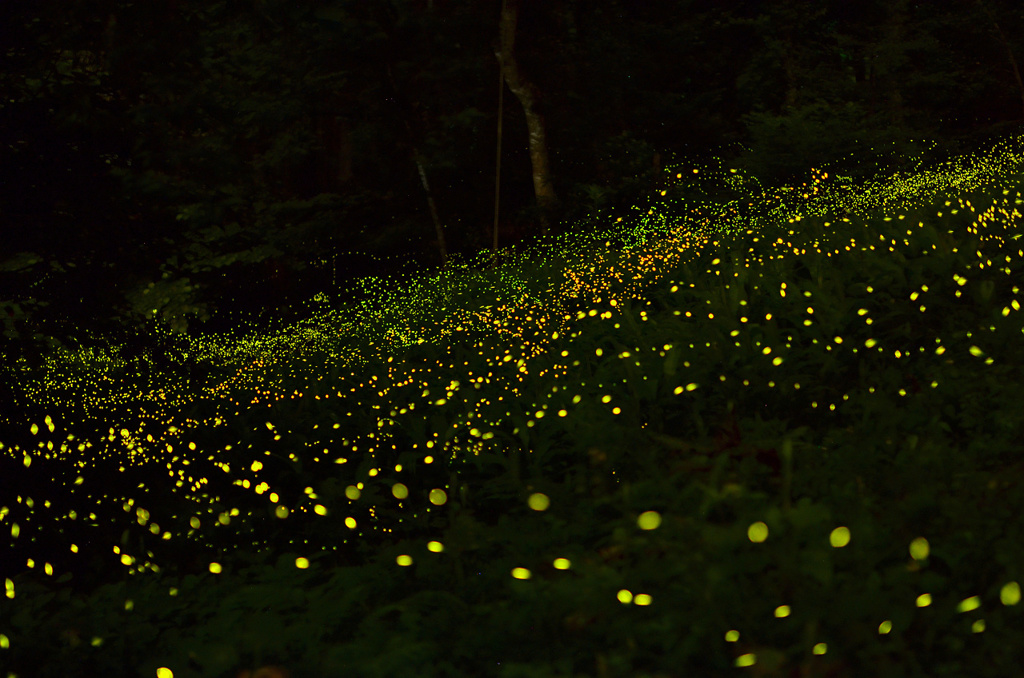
(748, 521), (769, 542)
(295, 557), (309, 569)
(637, 510), (661, 530)
(396, 554), (413, 566)
(909, 537), (929, 561)
(878, 620), (892, 634)
(427, 541), (444, 553)
(774, 605), (790, 617)
(511, 567), (531, 580)
(209, 562), (222, 574)
(635, 593), (652, 606)
(725, 630), (740, 642)
(392, 483), (409, 499)
(829, 526), (851, 547)
(314, 504), (327, 516)
(250, 460), (263, 472)
(1001, 581), (1021, 605)
(552, 558), (571, 570)
(429, 488), (447, 505)
(735, 654), (756, 667)
(345, 485), (361, 501)
(957, 596), (981, 613)
(617, 589), (633, 603)
(528, 493), (550, 511)
(275, 505), (288, 519)
(344, 517), (357, 529)
(916, 593), (932, 607)
(156, 668), (174, 678)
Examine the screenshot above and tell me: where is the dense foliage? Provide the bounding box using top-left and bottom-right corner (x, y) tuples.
(2, 135), (1023, 677)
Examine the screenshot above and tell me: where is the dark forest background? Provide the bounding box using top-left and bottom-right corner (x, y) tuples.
(3, 0), (1024, 374)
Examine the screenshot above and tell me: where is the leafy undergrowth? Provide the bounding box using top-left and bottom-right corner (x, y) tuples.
(3, 137), (1024, 677)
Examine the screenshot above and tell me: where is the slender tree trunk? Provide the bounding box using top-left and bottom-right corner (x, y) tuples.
(777, 29), (800, 112)
(384, 63), (448, 266)
(492, 59), (504, 259)
(321, 115), (353, 188)
(494, 0), (559, 238)
(414, 155), (448, 264)
(975, 0), (1024, 121)
(884, 4), (906, 128)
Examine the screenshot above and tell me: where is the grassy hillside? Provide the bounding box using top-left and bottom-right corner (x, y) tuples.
(2, 134), (1024, 678)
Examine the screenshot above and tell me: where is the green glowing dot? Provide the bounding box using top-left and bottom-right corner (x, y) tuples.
(909, 537), (929, 561)
(957, 596), (981, 613)
(724, 630), (740, 642)
(735, 654), (756, 667)
(829, 526), (851, 547)
(392, 483), (409, 499)
(812, 643), (827, 655)
(1001, 581), (1021, 606)
(528, 493), (550, 511)
(345, 485), (361, 501)
(748, 521), (769, 542)
(878, 620), (892, 634)
(637, 510), (661, 530)
(429, 488), (447, 505)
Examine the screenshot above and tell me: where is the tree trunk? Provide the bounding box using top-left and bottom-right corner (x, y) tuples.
(494, 0), (559, 238)
(884, 5), (907, 128)
(491, 57), (504, 260)
(319, 115), (353, 189)
(383, 63), (449, 266)
(975, 0), (1024, 121)
(780, 30), (800, 112)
